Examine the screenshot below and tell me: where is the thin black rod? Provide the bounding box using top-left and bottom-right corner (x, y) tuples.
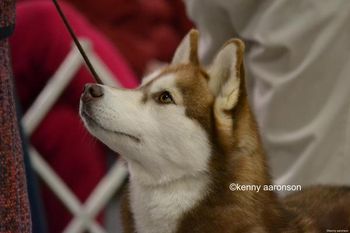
(52, 0), (103, 84)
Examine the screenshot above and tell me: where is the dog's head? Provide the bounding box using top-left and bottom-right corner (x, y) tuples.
(80, 30), (248, 186)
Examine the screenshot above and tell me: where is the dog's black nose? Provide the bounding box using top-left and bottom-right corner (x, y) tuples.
(89, 84), (104, 98)
(82, 84), (104, 101)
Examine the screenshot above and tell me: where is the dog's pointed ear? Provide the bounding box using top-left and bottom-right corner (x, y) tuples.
(171, 29), (199, 65)
(208, 39), (245, 112)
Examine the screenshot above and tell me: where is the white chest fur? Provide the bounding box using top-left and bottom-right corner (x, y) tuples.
(130, 175), (209, 233)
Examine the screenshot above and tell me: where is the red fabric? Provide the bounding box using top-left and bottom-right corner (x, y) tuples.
(0, 0), (32, 228)
(10, 1), (138, 232)
(64, 0), (193, 76)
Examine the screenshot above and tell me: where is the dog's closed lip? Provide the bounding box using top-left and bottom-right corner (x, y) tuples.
(81, 110), (141, 143)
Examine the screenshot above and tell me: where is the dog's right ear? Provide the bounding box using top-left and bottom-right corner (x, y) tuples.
(208, 39), (247, 151)
(208, 39), (245, 114)
(171, 29), (199, 66)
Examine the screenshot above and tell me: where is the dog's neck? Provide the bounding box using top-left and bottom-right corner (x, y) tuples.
(129, 170), (210, 233)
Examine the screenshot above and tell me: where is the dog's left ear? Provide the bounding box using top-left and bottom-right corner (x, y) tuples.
(208, 39), (245, 112)
(171, 29), (199, 65)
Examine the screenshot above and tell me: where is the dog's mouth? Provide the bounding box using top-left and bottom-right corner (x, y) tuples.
(81, 110), (141, 143)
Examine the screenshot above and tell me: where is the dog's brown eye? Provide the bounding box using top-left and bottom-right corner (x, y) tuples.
(158, 91), (174, 104)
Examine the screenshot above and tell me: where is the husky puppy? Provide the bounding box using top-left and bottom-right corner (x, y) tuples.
(80, 30), (350, 233)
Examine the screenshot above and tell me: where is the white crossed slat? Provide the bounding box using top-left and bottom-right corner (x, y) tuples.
(22, 39), (128, 233)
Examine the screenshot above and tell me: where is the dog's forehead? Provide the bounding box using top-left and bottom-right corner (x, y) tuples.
(147, 73), (178, 93)
(141, 65), (206, 92)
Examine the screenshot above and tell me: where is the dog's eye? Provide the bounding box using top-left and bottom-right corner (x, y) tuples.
(158, 91), (174, 104)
